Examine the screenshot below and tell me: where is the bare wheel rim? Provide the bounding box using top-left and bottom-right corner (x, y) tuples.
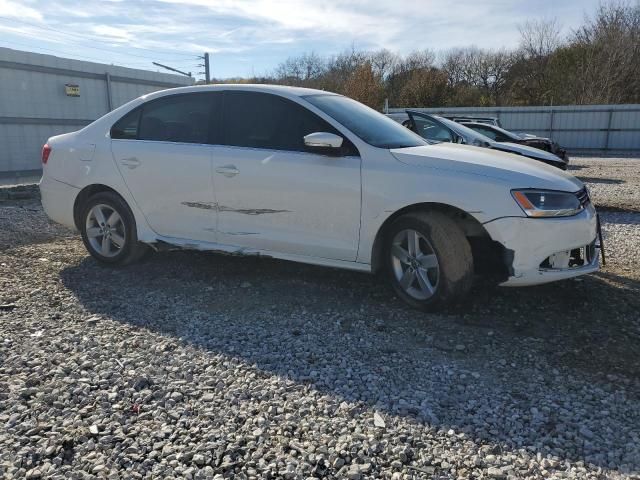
(391, 229), (440, 300)
(85, 204), (126, 258)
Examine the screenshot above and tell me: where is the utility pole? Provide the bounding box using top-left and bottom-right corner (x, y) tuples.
(204, 53), (210, 84)
(198, 53), (211, 84)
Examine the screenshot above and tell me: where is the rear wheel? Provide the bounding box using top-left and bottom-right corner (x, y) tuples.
(384, 212), (474, 311)
(80, 192), (148, 265)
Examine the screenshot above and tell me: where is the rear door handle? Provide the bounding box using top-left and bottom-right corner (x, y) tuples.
(216, 165), (239, 177)
(120, 157), (141, 169)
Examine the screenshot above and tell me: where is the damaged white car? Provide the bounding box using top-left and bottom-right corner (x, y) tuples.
(40, 85), (601, 310)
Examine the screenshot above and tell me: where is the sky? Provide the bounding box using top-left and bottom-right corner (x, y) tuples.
(0, 0), (603, 80)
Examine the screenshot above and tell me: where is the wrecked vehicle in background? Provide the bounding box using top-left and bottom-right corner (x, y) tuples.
(458, 121), (569, 162)
(40, 85), (599, 311)
(396, 110), (568, 170)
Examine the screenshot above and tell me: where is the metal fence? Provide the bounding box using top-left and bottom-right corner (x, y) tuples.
(387, 104), (640, 156)
(0, 47), (194, 179)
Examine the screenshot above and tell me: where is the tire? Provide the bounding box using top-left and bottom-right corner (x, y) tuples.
(383, 211), (474, 311)
(80, 191), (148, 265)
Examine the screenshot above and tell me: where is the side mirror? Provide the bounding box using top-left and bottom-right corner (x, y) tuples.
(304, 132), (343, 150)
(455, 136), (465, 144)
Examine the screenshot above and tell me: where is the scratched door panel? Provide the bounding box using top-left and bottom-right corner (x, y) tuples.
(110, 92), (219, 242)
(112, 140), (216, 242)
(212, 145), (361, 261)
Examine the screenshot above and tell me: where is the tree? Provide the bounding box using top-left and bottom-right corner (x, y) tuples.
(397, 68), (448, 107)
(342, 61), (385, 109)
(369, 49), (400, 79)
(510, 18), (563, 105)
(243, 1), (639, 107)
(273, 52), (326, 87)
(570, 2), (640, 103)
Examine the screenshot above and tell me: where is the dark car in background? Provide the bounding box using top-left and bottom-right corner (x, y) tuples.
(459, 122), (568, 161)
(398, 110), (568, 170)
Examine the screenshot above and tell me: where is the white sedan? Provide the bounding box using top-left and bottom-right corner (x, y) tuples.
(39, 85), (600, 310)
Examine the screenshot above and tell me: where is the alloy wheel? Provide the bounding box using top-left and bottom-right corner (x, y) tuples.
(390, 228), (440, 300)
(85, 204), (126, 258)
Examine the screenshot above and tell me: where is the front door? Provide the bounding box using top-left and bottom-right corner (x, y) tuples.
(212, 91), (361, 261)
(111, 92), (220, 242)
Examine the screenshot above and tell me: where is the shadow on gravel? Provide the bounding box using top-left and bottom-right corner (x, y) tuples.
(599, 211), (640, 223)
(577, 176), (625, 185)
(0, 203), (74, 251)
(60, 251), (640, 472)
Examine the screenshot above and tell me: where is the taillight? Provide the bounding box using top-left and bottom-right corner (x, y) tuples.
(42, 144), (52, 164)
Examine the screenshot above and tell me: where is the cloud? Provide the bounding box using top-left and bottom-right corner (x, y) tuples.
(0, 0), (602, 77)
(0, 0), (43, 21)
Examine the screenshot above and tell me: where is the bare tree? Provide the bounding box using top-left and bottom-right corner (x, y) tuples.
(267, 2), (639, 107)
(519, 18), (562, 58)
(274, 52), (326, 86)
(510, 18), (565, 104)
(571, 2), (640, 103)
(369, 49), (400, 79)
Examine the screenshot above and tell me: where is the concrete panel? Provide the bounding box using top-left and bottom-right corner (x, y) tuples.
(0, 46), (194, 174)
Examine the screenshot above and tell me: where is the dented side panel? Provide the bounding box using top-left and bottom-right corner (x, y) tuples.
(210, 145), (362, 261)
(111, 140), (217, 242)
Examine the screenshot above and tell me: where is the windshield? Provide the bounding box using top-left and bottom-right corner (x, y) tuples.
(484, 124), (522, 140)
(433, 115), (494, 144)
(304, 95), (427, 149)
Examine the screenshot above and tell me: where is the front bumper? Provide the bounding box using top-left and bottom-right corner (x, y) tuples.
(483, 205), (599, 286)
(39, 175), (79, 231)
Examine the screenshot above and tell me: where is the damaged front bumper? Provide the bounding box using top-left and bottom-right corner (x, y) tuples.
(483, 205), (600, 287)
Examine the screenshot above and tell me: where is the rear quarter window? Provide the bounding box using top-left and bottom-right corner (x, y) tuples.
(111, 108), (140, 140)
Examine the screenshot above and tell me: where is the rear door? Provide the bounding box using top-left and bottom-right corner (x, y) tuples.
(111, 93), (221, 242)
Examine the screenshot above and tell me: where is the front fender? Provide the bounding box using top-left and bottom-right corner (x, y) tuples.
(356, 156), (523, 265)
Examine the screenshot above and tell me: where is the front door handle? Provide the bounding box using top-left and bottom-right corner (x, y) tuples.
(120, 157), (141, 169)
(216, 165), (239, 177)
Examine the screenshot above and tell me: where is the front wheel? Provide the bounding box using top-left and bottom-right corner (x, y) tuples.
(80, 192), (148, 265)
(384, 212), (474, 311)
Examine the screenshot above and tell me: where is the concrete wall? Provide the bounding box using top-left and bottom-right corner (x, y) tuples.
(387, 104), (640, 156)
(0, 47), (194, 178)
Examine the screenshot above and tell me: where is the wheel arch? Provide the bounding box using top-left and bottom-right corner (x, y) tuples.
(370, 202), (512, 281)
(73, 184), (128, 231)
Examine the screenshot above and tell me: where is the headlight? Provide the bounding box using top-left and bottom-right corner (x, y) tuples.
(511, 189), (583, 217)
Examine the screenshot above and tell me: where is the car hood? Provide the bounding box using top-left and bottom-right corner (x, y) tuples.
(490, 141), (563, 163)
(390, 143), (582, 191)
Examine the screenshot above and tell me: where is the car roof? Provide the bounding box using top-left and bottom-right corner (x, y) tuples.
(460, 121), (498, 127)
(141, 84), (337, 102)
(405, 109), (436, 117)
(442, 115), (498, 121)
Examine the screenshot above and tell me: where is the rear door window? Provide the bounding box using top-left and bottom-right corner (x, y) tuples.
(137, 93), (218, 144)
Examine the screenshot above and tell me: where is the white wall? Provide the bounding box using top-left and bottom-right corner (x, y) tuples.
(0, 47), (194, 175)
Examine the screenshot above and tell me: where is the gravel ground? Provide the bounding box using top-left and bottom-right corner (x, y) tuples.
(571, 157), (640, 212)
(1, 160), (640, 479)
